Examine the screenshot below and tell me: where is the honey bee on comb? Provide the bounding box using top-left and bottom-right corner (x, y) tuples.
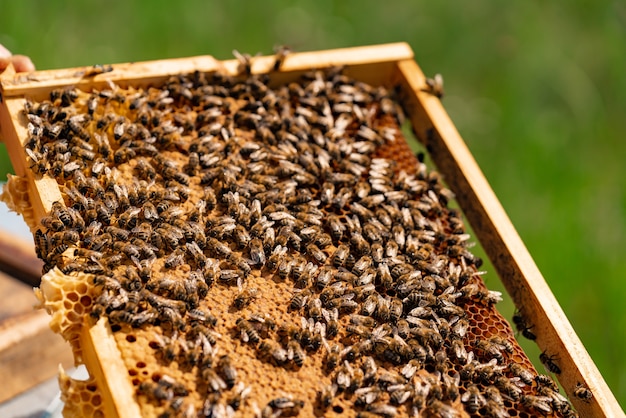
(17, 52), (582, 418)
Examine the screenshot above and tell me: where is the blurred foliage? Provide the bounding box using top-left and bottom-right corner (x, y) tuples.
(1, 0), (624, 407)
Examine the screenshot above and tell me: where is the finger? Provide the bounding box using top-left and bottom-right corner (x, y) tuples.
(11, 55), (36, 72)
(0, 44), (12, 71)
(0, 44), (12, 58)
(0, 57), (10, 72)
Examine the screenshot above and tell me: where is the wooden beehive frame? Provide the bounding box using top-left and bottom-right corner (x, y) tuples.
(0, 42), (621, 417)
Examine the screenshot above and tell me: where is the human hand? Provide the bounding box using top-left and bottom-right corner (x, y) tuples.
(0, 44), (35, 73)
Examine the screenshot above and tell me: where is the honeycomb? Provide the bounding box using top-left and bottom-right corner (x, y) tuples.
(35, 267), (96, 363)
(0, 173), (37, 230)
(58, 366), (105, 418)
(16, 56), (578, 418)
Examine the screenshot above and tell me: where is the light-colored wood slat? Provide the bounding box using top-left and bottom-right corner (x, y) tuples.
(0, 273), (74, 402)
(394, 58), (624, 418)
(0, 56), (221, 101)
(0, 98), (30, 174)
(0, 270), (36, 321)
(0, 43), (413, 102)
(0, 228), (42, 286)
(221, 42), (413, 86)
(236, 42), (413, 75)
(0, 96), (63, 222)
(80, 318), (142, 418)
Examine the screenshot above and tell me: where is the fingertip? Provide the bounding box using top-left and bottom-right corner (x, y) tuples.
(0, 44), (12, 58)
(0, 57), (10, 71)
(12, 55), (36, 72)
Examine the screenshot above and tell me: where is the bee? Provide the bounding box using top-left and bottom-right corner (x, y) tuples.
(233, 287), (258, 310)
(289, 289), (311, 311)
(475, 338), (506, 363)
(330, 244), (349, 268)
(306, 243), (327, 264)
(258, 339), (288, 365)
(272, 45), (291, 71)
(139, 380), (173, 402)
(104, 225), (129, 242)
(207, 217), (236, 239)
(291, 259), (311, 288)
(352, 255), (373, 277)
(299, 321), (323, 353)
(224, 383), (251, 412)
(387, 383), (414, 406)
(248, 238), (266, 266)
(187, 307), (217, 326)
(422, 73), (444, 98)
(203, 368), (228, 393)
(361, 220), (385, 244)
(368, 242), (384, 264)
(372, 295), (390, 322)
(304, 296), (323, 322)
(134, 157), (156, 181)
(183, 241), (207, 268)
(230, 224), (251, 249)
(116, 206), (141, 230)
(161, 247), (185, 269)
(461, 385), (486, 413)
(40, 215), (65, 232)
(363, 402), (397, 418)
(317, 383), (337, 411)
(325, 214), (344, 243)
(531, 375), (557, 394)
(50, 201), (73, 227)
(24, 148), (49, 175)
(218, 269), (243, 287)
(467, 284), (502, 305)
(267, 397), (304, 416)
(67, 114), (90, 140)
(264, 245), (286, 272)
(388, 297), (403, 322)
(142, 287), (186, 311)
(34, 229), (52, 259)
(512, 309), (537, 340)
(360, 294), (378, 317)
(508, 363), (534, 385)
(574, 382), (592, 402)
(207, 237), (232, 258)
(483, 398), (511, 418)
(540, 350), (561, 374)
(494, 376), (523, 401)
(112, 118), (128, 140)
(448, 339), (468, 363)
(182, 151), (200, 176)
(521, 394), (553, 415)
(198, 186), (216, 211)
(349, 230), (370, 256)
(277, 257), (294, 280)
(140, 202), (159, 224)
(537, 385), (572, 415)
(113, 146), (137, 164)
(232, 49), (252, 76)
(236, 317), (260, 344)
(70, 146), (95, 161)
(216, 355), (237, 388)
(288, 340), (306, 367)
(346, 314), (374, 330)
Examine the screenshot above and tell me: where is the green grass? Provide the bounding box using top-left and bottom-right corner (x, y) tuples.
(1, 0), (624, 407)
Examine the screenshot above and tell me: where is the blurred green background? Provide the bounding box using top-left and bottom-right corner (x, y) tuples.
(1, 0), (624, 408)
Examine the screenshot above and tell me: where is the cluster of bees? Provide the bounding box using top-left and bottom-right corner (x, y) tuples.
(23, 52), (583, 417)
